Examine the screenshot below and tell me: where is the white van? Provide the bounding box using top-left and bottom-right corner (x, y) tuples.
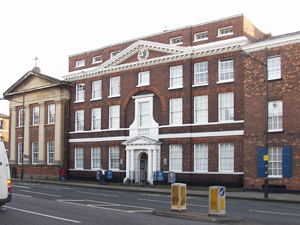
(0, 142), (11, 209)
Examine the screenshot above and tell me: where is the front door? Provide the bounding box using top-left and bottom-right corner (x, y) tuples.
(140, 153), (148, 182)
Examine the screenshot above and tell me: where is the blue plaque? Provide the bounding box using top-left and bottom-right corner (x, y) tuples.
(156, 171), (164, 181)
(106, 170), (112, 179)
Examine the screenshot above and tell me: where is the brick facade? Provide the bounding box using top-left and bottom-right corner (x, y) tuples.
(4, 14), (300, 191)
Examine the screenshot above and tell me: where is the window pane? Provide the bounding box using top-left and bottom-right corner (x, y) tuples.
(194, 62), (208, 84)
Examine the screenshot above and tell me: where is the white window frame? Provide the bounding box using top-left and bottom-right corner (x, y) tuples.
(218, 92), (234, 122)
(137, 71), (150, 87)
(75, 147), (84, 169)
(48, 104), (55, 124)
(194, 31), (208, 42)
(109, 76), (120, 97)
(109, 146), (120, 170)
(92, 55), (103, 64)
(219, 143), (234, 172)
(194, 61), (208, 86)
(139, 101), (150, 127)
(76, 83), (85, 102)
(91, 108), (101, 131)
(0, 120), (3, 130)
(170, 36), (183, 45)
(194, 95), (208, 124)
(32, 141), (38, 165)
(47, 141), (55, 165)
(194, 144), (208, 172)
(218, 26), (233, 37)
(91, 147), (101, 170)
(110, 50), (121, 58)
(18, 108), (25, 127)
(75, 59), (85, 68)
(169, 65), (183, 89)
(92, 80), (102, 100)
(268, 147), (282, 177)
(32, 106), (39, 125)
(109, 105), (120, 129)
(268, 56), (281, 80)
(75, 110), (84, 131)
(169, 145), (182, 172)
(18, 142), (23, 164)
(169, 98), (182, 125)
(268, 100), (283, 132)
(218, 59), (234, 83)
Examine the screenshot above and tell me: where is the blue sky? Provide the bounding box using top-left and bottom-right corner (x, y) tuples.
(1, 0), (299, 115)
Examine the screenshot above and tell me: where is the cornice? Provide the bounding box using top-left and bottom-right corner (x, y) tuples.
(63, 37), (248, 81)
(242, 32), (300, 52)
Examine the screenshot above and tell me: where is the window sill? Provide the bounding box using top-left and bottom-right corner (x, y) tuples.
(168, 86), (183, 90)
(108, 95), (120, 99)
(217, 33), (233, 38)
(136, 83), (150, 87)
(90, 98), (102, 101)
(192, 83), (208, 87)
(268, 129), (283, 133)
(268, 77), (282, 81)
(193, 38), (208, 43)
(74, 100), (85, 104)
(217, 79), (234, 84)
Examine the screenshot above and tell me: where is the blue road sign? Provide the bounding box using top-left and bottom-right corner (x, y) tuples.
(157, 171), (164, 181)
(106, 170), (112, 179)
(219, 187), (225, 197)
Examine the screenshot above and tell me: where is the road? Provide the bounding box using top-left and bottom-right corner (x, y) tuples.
(1, 181), (300, 225)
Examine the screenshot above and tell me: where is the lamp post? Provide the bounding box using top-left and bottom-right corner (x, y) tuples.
(0, 94), (25, 180)
(241, 47), (269, 198)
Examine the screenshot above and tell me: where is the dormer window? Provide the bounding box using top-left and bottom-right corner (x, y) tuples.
(110, 50), (121, 58)
(170, 36), (183, 45)
(75, 59), (85, 68)
(194, 32), (208, 42)
(92, 56), (102, 64)
(218, 26), (233, 37)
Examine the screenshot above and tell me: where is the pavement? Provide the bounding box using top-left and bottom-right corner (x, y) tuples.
(12, 179), (300, 223)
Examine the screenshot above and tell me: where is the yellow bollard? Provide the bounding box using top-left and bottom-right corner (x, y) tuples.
(209, 186), (226, 216)
(171, 183), (187, 212)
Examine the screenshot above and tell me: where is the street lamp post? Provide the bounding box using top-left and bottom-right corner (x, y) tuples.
(241, 47), (269, 198)
(0, 94), (25, 180)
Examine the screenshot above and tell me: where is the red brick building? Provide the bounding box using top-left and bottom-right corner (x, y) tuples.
(63, 14), (266, 187)
(242, 32), (300, 191)
(4, 14), (300, 191)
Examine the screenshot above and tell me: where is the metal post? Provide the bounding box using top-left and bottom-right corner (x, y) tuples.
(264, 47), (269, 198)
(21, 92), (24, 180)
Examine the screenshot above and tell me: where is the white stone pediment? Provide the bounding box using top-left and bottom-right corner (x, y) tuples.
(122, 136), (161, 146)
(4, 68), (73, 97)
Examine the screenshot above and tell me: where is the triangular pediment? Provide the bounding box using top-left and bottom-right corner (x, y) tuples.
(122, 136), (162, 146)
(4, 68), (73, 97)
(98, 40), (192, 70)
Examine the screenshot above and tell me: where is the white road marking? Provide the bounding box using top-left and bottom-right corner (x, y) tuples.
(13, 185), (31, 189)
(250, 209), (300, 217)
(77, 191), (119, 198)
(13, 193), (32, 198)
(19, 190), (61, 197)
(137, 198), (207, 207)
(58, 199), (154, 214)
(3, 206), (81, 223)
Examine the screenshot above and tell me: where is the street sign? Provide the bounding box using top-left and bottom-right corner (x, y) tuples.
(106, 170), (112, 179)
(156, 171), (164, 181)
(168, 171), (176, 184)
